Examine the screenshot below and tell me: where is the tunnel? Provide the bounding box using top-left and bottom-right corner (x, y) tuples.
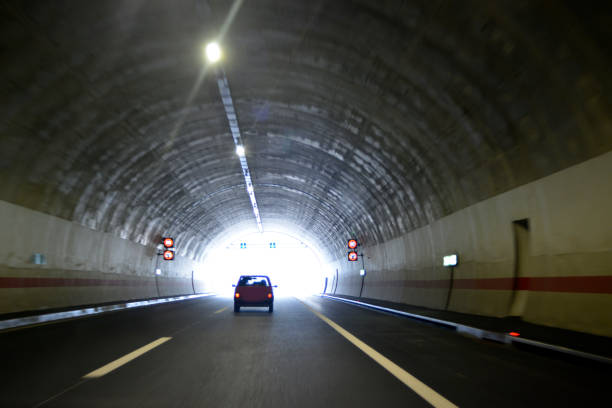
(1, 1), (611, 407)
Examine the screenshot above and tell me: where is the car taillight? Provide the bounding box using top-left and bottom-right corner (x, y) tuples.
(267, 293), (272, 299)
(235, 293), (240, 298)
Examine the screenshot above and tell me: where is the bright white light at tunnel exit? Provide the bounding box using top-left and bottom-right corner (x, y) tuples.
(204, 42), (221, 63)
(201, 232), (326, 297)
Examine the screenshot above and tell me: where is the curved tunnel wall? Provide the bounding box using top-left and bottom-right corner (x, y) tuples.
(0, 1), (611, 335)
(2, 0), (611, 260)
(0, 199), (209, 314)
(333, 151), (612, 337)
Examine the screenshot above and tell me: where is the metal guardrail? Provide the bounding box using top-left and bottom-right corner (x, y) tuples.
(0, 293), (214, 331)
(321, 294), (612, 365)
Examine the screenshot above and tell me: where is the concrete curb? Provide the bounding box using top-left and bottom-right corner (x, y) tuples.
(0, 293), (214, 332)
(321, 294), (612, 365)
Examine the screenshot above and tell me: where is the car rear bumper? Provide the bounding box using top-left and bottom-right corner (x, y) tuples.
(235, 300), (273, 307)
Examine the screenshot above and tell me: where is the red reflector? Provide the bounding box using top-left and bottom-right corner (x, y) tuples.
(267, 293), (272, 299)
(509, 332), (520, 337)
(235, 293), (240, 298)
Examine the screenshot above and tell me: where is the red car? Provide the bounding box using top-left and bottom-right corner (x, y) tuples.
(233, 275), (276, 313)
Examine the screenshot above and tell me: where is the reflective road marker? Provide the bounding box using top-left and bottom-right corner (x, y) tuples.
(83, 337), (172, 378)
(302, 301), (458, 408)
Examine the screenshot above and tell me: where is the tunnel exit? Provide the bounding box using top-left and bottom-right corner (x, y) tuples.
(200, 232), (326, 297)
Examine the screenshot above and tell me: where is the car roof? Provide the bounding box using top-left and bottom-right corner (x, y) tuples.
(239, 275), (270, 279)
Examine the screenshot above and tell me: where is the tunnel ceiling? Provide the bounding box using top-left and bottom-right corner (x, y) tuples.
(1, 0), (611, 261)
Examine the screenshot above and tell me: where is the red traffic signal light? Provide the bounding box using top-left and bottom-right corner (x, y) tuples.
(348, 239), (358, 249)
(348, 251), (358, 261)
(163, 250), (175, 261)
(162, 237), (174, 248)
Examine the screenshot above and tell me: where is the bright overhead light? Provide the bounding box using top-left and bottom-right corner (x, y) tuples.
(236, 145), (245, 156)
(205, 42), (222, 63)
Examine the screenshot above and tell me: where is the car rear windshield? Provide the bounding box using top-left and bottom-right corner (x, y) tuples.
(238, 276), (270, 287)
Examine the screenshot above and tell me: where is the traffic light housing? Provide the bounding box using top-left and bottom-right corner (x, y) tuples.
(163, 250), (175, 261)
(348, 239), (359, 261)
(162, 237), (175, 260)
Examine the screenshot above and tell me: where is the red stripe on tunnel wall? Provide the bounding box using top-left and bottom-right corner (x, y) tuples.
(0, 277), (188, 288)
(368, 276), (612, 294)
(453, 276), (612, 293)
(401, 280), (448, 289)
(516, 276), (612, 293)
(452, 278), (514, 290)
(2, 276), (610, 293)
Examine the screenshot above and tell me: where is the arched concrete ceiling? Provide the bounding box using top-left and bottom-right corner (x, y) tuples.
(1, 0), (611, 261)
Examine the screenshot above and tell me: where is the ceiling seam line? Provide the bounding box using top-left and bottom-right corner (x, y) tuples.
(216, 72), (264, 232)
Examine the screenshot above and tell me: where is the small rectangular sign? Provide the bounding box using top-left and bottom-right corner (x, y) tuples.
(443, 254), (458, 267)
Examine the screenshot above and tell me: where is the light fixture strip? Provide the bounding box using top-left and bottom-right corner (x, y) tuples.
(217, 76), (263, 232)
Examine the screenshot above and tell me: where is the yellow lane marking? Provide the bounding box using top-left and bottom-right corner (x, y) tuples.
(214, 306), (228, 314)
(83, 337), (172, 378)
(301, 301), (459, 408)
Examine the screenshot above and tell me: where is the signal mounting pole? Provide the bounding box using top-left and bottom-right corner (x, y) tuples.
(154, 252), (161, 297)
(155, 237), (176, 298)
(359, 252), (366, 298)
(347, 239), (366, 297)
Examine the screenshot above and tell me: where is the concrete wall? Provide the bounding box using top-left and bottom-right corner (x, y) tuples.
(334, 151), (612, 337)
(0, 200), (209, 315)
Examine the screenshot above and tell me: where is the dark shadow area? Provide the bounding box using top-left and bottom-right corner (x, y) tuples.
(329, 294), (612, 359)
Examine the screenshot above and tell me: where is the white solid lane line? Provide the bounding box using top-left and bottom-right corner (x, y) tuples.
(302, 301), (459, 408)
(83, 337), (172, 378)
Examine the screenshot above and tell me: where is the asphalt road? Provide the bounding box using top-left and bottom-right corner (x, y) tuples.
(0, 296), (609, 407)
